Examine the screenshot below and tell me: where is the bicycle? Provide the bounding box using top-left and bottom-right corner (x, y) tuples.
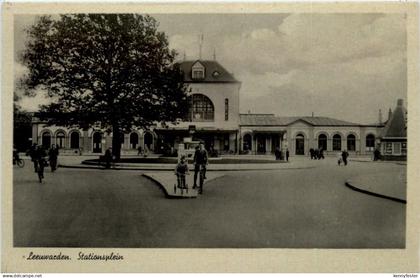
(13, 156), (25, 168)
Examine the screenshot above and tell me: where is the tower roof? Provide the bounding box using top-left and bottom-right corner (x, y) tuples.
(381, 99), (407, 138)
(177, 60), (239, 83)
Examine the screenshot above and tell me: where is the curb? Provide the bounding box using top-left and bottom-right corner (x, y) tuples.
(141, 174), (197, 199)
(345, 180), (406, 204)
(59, 164), (317, 171)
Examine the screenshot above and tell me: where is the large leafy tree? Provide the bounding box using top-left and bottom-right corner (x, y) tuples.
(21, 14), (188, 159)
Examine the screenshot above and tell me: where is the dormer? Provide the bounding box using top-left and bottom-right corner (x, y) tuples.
(191, 61), (205, 80)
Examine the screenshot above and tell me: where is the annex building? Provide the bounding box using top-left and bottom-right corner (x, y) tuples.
(31, 59), (407, 159)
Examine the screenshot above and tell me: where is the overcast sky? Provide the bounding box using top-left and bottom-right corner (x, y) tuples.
(14, 13), (407, 124)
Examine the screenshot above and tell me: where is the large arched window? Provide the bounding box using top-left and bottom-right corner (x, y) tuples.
(41, 131), (51, 149)
(333, 134), (342, 151)
(318, 134), (327, 151)
(243, 134), (252, 151)
(347, 134), (356, 151)
(187, 94), (214, 121)
(70, 131), (80, 149)
(366, 134), (375, 151)
(130, 133), (139, 149)
(56, 131), (66, 149)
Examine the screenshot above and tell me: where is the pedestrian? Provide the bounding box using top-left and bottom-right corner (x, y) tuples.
(36, 146), (47, 183)
(337, 152), (343, 166)
(48, 144), (59, 172)
(137, 146), (143, 156)
(193, 142), (208, 194)
(286, 148), (290, 162)
(175, 155), (189, 189)
(28, 143), (38, 172)
(373, 148), (380, 161)
(319, 147), (325, 159)
(342, 149), (349, 166)
(309, 148), (314, 159)
(104, 147), (113, 169)
(274, 147), (281, 160)
(314, 149), (319, 160)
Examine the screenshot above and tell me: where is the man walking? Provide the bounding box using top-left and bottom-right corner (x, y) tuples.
(193, 142), (208, 194)
(286, 148), (290, 162)
(104, 147), (113, 169)
(48, 144), (59, 172)
(342, 150), (349, 166)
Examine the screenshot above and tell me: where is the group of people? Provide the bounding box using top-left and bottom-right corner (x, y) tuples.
(175, 142), (208, 195)
(27, 143), (60, 183)
(309, 148), (325, 160)
(274, 148), (290, 162)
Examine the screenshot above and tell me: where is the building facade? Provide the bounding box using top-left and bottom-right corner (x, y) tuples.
(31, 59), (406, 159)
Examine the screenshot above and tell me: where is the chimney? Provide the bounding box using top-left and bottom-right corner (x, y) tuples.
(388, 108), (393, 120)
(397, 99), (403, 106)
(378, 109), (383, 124)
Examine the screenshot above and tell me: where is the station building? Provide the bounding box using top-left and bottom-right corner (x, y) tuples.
(31, 59), (406, 159)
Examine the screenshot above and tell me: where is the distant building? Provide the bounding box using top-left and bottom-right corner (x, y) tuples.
(379, 99), (407, 160)
(30, 59), (406, 159)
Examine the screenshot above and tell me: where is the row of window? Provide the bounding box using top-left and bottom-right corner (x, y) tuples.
(242, 133), (376, 152)
(39, 131), (154, 151)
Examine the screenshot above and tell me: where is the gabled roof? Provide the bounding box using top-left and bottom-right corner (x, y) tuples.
(177, 60), (239, 83)
(381, 99), (407, 138)
(240, 114), (362, 127)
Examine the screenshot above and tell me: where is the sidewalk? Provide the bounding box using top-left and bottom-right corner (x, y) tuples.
(345, 170), (407, 203)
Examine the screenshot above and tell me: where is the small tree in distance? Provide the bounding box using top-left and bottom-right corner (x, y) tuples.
(21, 14), (188, 159)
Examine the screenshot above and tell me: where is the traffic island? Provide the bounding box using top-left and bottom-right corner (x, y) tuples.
(142, 172), (225, 198)
(345, 171), (407, 203)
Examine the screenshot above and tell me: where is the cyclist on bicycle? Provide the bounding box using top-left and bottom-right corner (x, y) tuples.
(192, 142), (208, 194)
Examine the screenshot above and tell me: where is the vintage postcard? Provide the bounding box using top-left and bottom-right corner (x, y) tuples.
(2, 2), (419, 273)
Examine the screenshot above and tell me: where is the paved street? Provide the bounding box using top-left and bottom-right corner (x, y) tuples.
(13, 157), (406, 248)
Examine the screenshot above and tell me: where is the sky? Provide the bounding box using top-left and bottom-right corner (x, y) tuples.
(14, 13), (407, 124)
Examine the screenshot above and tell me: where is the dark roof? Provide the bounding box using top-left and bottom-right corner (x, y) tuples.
(240, 114), (362, 126)
(177, 60), (238, 83)
(381, 100), (407, 138)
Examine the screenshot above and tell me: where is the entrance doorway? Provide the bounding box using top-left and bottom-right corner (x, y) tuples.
(295, 134), (305, 155)
(271, 134), (280, 153)
(92, 132), (102, 153)
(256, 135), (266, 154)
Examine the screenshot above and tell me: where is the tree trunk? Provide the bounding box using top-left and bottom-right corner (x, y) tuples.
(112, 124), (122, 161)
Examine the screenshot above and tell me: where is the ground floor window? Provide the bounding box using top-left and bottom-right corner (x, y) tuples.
(70, 131), (80, 149)
(401, 142), (407, 155)
(366, 134), (375, 151)
(347, 134), (356, 151)
(393, 142), (401, 155)
(56, 131), (65, 148)
(333, 134), (341, 151)
(42, 131), (51, 149)
(243, 134), (252, 151)
(318, 134), (327, 150)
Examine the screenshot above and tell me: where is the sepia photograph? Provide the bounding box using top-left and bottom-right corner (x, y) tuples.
(3, 2), (419, 273)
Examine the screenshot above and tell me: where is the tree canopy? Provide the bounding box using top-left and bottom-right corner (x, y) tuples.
(21, 14), (188, 158)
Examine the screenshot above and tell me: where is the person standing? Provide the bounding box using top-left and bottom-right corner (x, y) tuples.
(29, 143), (38, 172)
(193, 142), (208, 194)
(342, 150), (349, 166)
(104, 147), (113, 169)
(309, 148), (314, 159)
(36, 146), (47, 183)
(319, 147), (325, 159)
(48, 144), (59, 172)
(274, 147), (281, 160)
(286, 148), (290, 162)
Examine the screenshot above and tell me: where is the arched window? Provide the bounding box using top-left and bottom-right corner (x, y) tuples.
(144, 132), (153, 151)
(243, 134), (252, 151)
(347, 134), (356, 151)
(366, 134), (375, 151)
(92, 132), (102, 153)
(56, 131), (66, 149)
(70, 131), (80, 149)
(295, 134), (305, 155)
(187, 94), (214, 121)
(41, 131), (51, 149)
(333, 134), (342, 151)
(130, 133), (139, 149)
(318, 134), (327, 151)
